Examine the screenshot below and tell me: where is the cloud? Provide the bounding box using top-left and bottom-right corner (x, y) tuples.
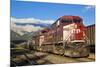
(17, 25), (43, 32)
(85, 5), (95, 10)
(11, 17), (54, 35)
(11, 22), (43, 35)
(82, 5), (95, 12)
(11, 17), (54, 25)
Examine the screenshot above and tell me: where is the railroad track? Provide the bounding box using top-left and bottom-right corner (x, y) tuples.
(41, 52), (95, 63)
(11, 50), (95, 66)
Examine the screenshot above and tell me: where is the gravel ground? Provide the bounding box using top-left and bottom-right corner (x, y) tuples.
(11, 51), (95, 66)
(33, 51), (95, 64)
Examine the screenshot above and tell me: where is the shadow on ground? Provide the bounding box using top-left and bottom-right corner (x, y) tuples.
(11, 51), (53, 67)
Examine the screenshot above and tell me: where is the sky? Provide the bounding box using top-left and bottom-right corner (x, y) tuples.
(10, 0), (95, 34)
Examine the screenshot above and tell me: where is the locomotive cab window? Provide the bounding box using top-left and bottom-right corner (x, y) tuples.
(73, 19), (82, 23)
(60, 19), (72, 23)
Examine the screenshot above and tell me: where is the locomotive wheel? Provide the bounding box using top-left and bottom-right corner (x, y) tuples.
(53, 44), (64, 55)
(53, 49), (64, 55)
(64, 49), (74, 57)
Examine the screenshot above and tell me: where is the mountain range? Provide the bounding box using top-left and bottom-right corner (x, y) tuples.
(10, 22), (48, 41)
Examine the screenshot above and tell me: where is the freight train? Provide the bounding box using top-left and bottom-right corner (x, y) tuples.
(32, 15), (90, 57)
(85, 24), (95, 53)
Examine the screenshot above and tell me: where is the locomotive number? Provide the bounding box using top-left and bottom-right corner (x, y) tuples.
(71, 29), (81, 34)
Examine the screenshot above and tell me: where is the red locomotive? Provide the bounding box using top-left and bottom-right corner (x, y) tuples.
(33, 15), (89, 57)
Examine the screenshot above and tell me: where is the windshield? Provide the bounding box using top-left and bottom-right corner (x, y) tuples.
(60, 19), (72, 23)
(58, 18), (83, 24)
(73, 19), (82, 23)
